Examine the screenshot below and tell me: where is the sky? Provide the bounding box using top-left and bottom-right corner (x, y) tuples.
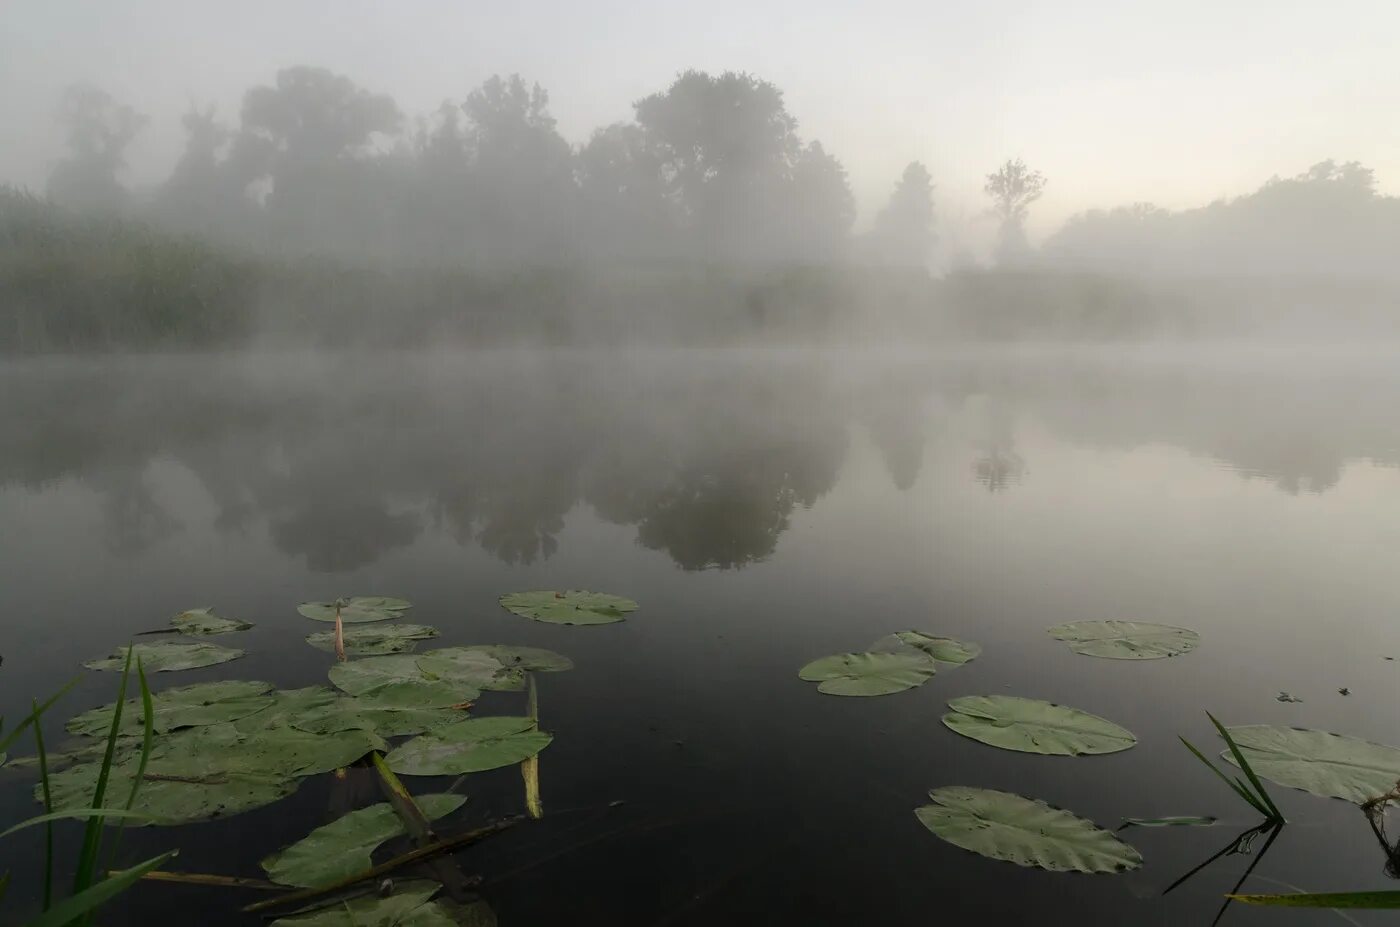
(2, 0), (1397, 246)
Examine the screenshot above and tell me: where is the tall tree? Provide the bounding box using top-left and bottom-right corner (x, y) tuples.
(785, 142), (856, 261)
(869, 161), (935, 267)
(577, 122), (676, 257)
(47, 85), (146, 212)
(984, 158), (1046, 264)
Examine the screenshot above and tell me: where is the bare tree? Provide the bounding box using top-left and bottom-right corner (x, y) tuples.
(984, 158), (1046, 264)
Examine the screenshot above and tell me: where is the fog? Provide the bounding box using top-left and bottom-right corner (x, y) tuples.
(2, 1), (1399, 351)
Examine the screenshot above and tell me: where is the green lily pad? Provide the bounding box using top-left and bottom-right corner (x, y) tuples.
(916, 786), (1142, 873)
(329, 656), (478, 709)
(262, 794), (466, 887)
(84, 641), (245, 673)
(287, 699), (467, 738)
(1046, 620), (1200, 660)
(298, 597), (412, 624)
(269, 881), (462, 926)
(416, 648), (521, 691)
(232, 687), (342, 733)
(871, 630), (981, 665)
(1222, 725), (1400, 803)
(942, 696), (1137, 756)
(387, 716), (553, 776)
(66, 680), (276, 736)
(797, 652), (937, 696)
(499, 591), (637, 626)
(169, 607), (253, 635)
(455, 644), (574, 673)
(306, 624), (440, 656)
(151, 721), (386, 779)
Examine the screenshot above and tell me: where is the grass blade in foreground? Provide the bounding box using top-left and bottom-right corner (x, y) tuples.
(72, 647), (133, 900)
(1209, 712), (1284, 822)
(1180, 735), (1270, 817)
(1228, 890), (1400, 908)
(25, 851), (176, 927)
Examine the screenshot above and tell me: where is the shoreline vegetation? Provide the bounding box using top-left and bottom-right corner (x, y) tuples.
(6, 189), (1400, 354)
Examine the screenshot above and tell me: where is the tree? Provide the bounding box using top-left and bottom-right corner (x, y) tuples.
(47, 85), (147, 212)
(577, 122), (676, 257)
(869, 161), (935, 267)
(785, 142), (855, 261)
(984, 158), (1046, 264)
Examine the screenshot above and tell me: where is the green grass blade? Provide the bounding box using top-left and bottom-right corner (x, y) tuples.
(0, 679), (78, 755)
(1228, 890), (1400, 908)
(32, 698), (54, 910)
(25, 850), (176, 927)
(97, 657), (155, 908)
(1180, 735), (1270, 816)
(0, 870), (9, 903)
(1209, 712), (1284, 821)
(0, 809), (153, 840)
(73, 648), (133, 896)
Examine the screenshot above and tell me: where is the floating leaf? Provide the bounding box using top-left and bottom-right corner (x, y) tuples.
(287, 698), (466, 738)
(1221, 725), (1400, 803)
(387, 716), (553, 776)
(417, 648), (521, 691)
(1046, 620), (1200, 660)
(262, 795), (465, 887)
(232, 687), (341, 733)
(329, 655), (478, 709)
(168, 607), (253, 635)
(1119, 816), (1216, 829)
(942, 696), (1137, 756)
(298, 597), (412, 624)
(871, 630), (981, 665)
(797, 652), (936, 697)
(67, 680), (275, 736)
(499, 591), (637, 626)
(84, 641), (245, 673)
(455, 644), (573, 673)
(916, 786), (1142, 873)
(269, 880), (456, 926)
(306, 624), (439, 656)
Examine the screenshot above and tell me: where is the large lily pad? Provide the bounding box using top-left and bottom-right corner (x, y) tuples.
(262, 794), (466, 887)
(306, 624), (439, 656)
(797, 652), (937, 697)
(298, 597), (412, 624)
(169, 607), (253, 635)
(84, 641), (245, 673)
(871, 631), (981, 665)
(942, 696), (1137, 756)
(287, 698), (466, 738)
(329, 655), (478, 709)
(499, 591), (637, 626)
(455, 644), (574, 673)
(916, 786), (1142, 873)
(1222, 725), (1400, 804)
(387, 716), (553, 776)
(416, 648), (522, 692)
(67, 680), (276, 736)
(233, 687), (341, 733)
(1046, 620), (1200, 660)
(269, 881), (467, 926)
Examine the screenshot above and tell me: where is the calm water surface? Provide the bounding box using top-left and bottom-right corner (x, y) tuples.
(3, 347), (1400, 925)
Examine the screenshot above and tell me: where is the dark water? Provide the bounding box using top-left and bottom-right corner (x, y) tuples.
(3, 347), (1400, 926)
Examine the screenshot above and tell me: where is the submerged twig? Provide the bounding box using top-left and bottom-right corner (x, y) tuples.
(108, 869), (287, 891)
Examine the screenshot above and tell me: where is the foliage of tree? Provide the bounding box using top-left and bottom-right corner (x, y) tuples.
(47, 85), (147, 212)
(984, 158), (1046, 264)
(868, 161), (935, 267)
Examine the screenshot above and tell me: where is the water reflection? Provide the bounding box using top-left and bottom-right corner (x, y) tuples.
(2, 351), (1398, 572)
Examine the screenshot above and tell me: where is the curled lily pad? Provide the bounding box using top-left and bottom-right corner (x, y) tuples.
(916, 786), (1142, 873)
(798, 652), (936, 697)
(417, 648), (521, 692)
(169, 607), (253, 635)
(1222, 725), (1400, 803)
(942, 696), (1137, 756)
(298, 597), (411, 624)
(456, 644), (574, 673)
(262, 794), (465, 887)
(1047, 620), (1200, 660)
(500, 591), (637, 626)
(387, 716), (553, 776)
(67, 680), (276, 736)
(306, 624), (439, 656)
(287, 698), (466, 738)
(871, 630), (981, 665)
(329, 655), (477, 708)
(269, 881), (459, 926)
(84, 641), (245, 673)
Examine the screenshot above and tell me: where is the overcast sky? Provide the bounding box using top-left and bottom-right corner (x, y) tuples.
(3, 0), (1396, 245)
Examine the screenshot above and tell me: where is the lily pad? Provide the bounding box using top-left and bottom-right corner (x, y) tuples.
(66, 680), (276, 736)
(455, 644), (574, 673)
(269, 881), (463, 926)
(942, 696), (1137, 756)
(84, 641), (245, 673)
(417, 648), (522, 691)
(871, 631), (981, 665)
(287, 699), (466, 738)
(499, 591), (637, 626)
(387, 716), (553, 776)
(262, 794), (466, 887)
(169, 607), (253, 635)
(233, 687), (341, 733)
(298, 597), (412, 624)
(1046, 620), (1200, 660)
(306, 624), (439, 656)
(329, 656), (479, 709)
(797, 652), (936, 697)
(1222, 725), (1400, 803)
(916, 786), (1142, 873)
